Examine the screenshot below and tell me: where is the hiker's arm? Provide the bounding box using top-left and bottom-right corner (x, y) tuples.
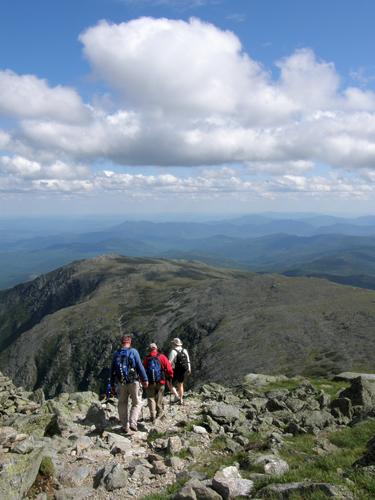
(134, 350), (148, 386)
(162, 354), (174, 380)
(186, 349), (192, 375)
(110, 354), (117, 386)
(168, 349), (177, 368)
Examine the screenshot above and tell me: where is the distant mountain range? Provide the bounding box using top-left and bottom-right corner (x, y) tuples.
(2, 214), (375, 290)
(2, 255), (375, 396)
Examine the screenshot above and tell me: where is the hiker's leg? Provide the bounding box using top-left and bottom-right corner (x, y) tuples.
(168, 378), (179, 398)
(118, 384), (129, 427)
(147, 384), (157, 420)
(156, 384), (165, 417)
(177, 382), (184, 402)
(129, 382), (142, 428)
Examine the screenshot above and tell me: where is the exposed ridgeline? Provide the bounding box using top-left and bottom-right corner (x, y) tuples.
(1, 255), (375, 396)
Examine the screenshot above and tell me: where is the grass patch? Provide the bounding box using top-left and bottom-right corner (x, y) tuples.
(259, 377), (349, 399)
(147, 430), (166, 444)
(141, 478), (187, 499)
(253, 419), (375, 499)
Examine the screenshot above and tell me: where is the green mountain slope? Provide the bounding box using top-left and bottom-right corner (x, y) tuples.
(1, 255), (375, 397)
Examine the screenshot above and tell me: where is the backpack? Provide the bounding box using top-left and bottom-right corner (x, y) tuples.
(146, 356), (164, 383)
(175, 349), (189, 373)
(114, 348), (137, 384)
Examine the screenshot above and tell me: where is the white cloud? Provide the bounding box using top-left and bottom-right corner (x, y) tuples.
(79, 17), (293, 123)
(1, 16), (375, 204)
(0, 70), (89, 123)
(0, 155), (89, 180)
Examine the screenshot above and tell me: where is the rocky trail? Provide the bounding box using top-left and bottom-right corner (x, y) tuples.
(2, 372), (375, 499)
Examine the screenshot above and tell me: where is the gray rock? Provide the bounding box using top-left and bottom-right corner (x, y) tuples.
(354, 434), (375, 466)
(174, 485), (197, 500)
(0, 426), (20, 447)
(84, 402), (107, 429)
(168, 435), (183, 455)
(59, 465), (91, 487)
(204, 415), (221, 433)
(248, 397), (268, 413)
(330, 398), (353, 419)
(301, 409), (334, 431)
(166, 456), (185, 470)
(74, 436), (92, 455)
(95, 463), (128, 491)
(44, 414), (68, 437)
(206, 403), (244, 424)
(187, 479), (222, 499)
(54, 487), (95, 500)
(339, 376), (375, 411)
(12, 436), (37, 454)
(258, 481), (354, 499)
(212, 466), (254, 499)
(152, 460), (168, 475)
(244, 374), (288, 387)
(193, 425), (208, 435)
(0, 447), (45, 500)
(334, 372), (375, 382)
(251, 454), (289, 476)
(132, 464), (152, 480)
(29, 388), (45, 405)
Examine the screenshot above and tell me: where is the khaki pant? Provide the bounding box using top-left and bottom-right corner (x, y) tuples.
(118, 382), (142, 428)
(146, 383), (165, 419)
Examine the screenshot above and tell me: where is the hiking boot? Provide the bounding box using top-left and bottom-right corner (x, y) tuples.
(121, 426), (130, 434)
(171, 396), (181, 404)
(129, 424), (138, 432)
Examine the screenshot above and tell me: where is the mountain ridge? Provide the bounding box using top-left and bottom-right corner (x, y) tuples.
(1, 255), (375, 397)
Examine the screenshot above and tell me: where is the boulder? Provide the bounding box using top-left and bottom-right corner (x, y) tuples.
(339, 377), (375, 411)
(212, 466), (254, 499)
(206, 403), (244, 425)
(94, 462), (128, 491)
(83, 402), (107, 429)
(354, 435), (375, 466)
(167, 435), (183, 455)
(54, 487), (95, 500)
(186, 479), (222, 499)
(334, 372), (375, 382)
(251, 454), (289, 476)
(244, 374), (288, 387)
(301, 409), (334, 432)
(330, 398), (353, 420)
(0, 447), (45, 500)
(258, 481), (354, 499)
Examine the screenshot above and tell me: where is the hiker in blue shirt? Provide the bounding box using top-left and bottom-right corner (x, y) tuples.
(110, 334), (148, 433)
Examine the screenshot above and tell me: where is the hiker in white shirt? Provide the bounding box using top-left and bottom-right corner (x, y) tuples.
(168, 337), (191, 405)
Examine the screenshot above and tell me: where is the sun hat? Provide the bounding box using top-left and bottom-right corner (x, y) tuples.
(149, 342), (158, 350)
(171, 337), (183, 346)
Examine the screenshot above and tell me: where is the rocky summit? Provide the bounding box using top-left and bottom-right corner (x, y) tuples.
(2, 256), (375, 397)
(3, 371), (375, 498)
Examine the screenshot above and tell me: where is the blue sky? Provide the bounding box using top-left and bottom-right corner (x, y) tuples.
(1, 0), (375, 216)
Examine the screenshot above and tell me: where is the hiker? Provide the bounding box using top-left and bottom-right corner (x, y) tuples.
(168, 337), (191, 405)
(143, 342), (174, 422)
(110, 334), (148, 433)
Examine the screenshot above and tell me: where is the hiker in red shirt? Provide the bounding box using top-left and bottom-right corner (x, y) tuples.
(143, 343), (174, 422)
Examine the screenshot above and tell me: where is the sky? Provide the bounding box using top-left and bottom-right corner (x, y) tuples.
(1, 0), (375, 216)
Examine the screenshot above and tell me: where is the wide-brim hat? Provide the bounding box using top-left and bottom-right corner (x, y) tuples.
(171, 337), (183, 346)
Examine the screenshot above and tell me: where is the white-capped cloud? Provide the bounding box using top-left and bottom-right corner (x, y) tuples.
(0, 70), (89, 123)
(1, 16), (375, 204)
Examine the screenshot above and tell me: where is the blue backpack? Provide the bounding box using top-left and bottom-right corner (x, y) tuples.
(114, 348), (137, 384)
(146, 356), (163, 383)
